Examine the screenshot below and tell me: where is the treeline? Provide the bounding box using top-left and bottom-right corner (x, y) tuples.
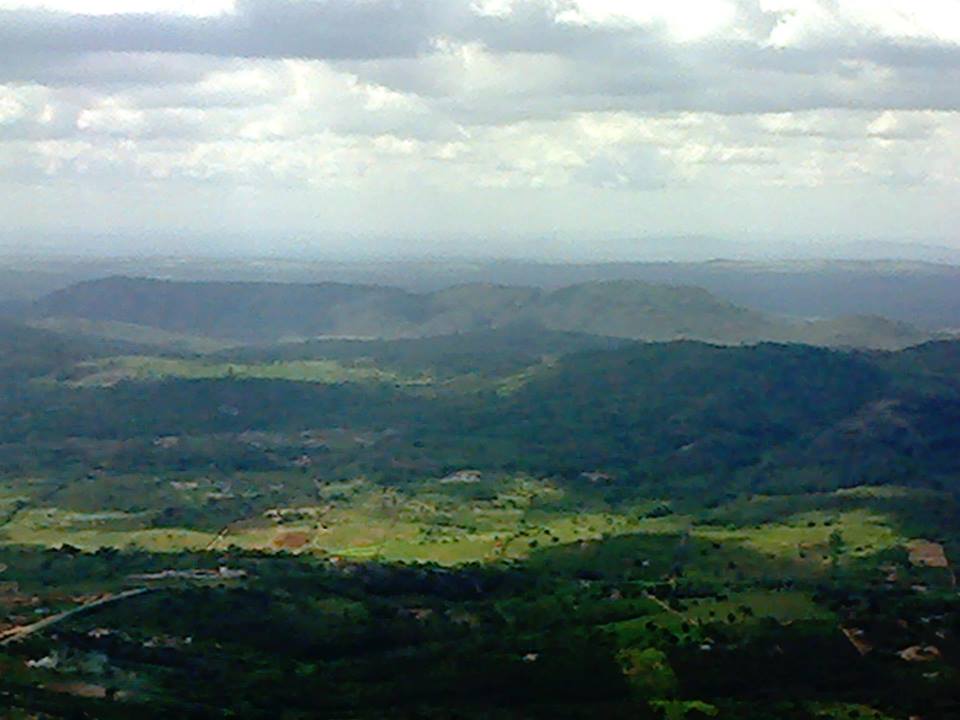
(2, 340), (960, 493)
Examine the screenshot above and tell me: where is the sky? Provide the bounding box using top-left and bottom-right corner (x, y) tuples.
(0, 0), (958, 258)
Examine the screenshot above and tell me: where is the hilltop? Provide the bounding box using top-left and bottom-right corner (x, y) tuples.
(7, 255), (960, 329)
(0, 317), (138, 384)
(29, 276), (932, 349)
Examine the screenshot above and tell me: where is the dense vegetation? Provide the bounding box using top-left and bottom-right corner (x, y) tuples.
(7, 256), (960, 330)
(27, 276), (933, 348)
(2, 329), (958, 491)
(0, 288), (958, 719)
(0, 319), (136, 385)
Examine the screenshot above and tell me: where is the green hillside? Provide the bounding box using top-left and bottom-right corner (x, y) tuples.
(217, 325), (628, 379)
(1, 328), (959, 720)
(521, 281), (778, 342)
(3, 334), (958, 494)
(788, 314), (932, 350)
(0, 318), (138, 384)
(31, 276), (932, 349)
(32, 277), (424, 342)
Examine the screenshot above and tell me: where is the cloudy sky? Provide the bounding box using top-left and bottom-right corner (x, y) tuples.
(0, 0), (958, 257)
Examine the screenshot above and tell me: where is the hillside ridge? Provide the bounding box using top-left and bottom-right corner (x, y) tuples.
(30, 275), (933, 349)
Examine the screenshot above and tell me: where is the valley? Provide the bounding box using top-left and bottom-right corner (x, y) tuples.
(6, 1), (960, 715)
(0, 273), (958, 719)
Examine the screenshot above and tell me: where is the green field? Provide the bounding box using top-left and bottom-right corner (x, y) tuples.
(59, 356), (426, 387)
(0, 470), (930, 575)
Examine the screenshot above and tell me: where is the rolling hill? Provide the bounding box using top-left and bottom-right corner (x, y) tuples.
(29, 276), (423, 342)
(30, 276), (933, 349)
(217, 324), (629, 379)
(2, 335), (958, 495)
(0, 318), (138, 384)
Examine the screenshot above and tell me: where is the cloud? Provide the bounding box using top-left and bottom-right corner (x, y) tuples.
(0, 0), (235, 16)
(0, 1), (457, 63)
(575, 145), (671, 190)
(0, 0), (958, 247)
(2, 1), (959, 115)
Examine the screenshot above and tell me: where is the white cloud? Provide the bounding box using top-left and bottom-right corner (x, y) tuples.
(0, 0), (235, 16)
(76, 102), (145, 134)
(557, 0), (739, 41)
(0, 0), (958, 247)
(837, 0), (960, 43)
(0, 91), (25, 124)
(762, 0), (960, 46)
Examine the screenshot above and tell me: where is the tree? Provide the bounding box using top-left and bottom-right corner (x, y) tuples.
(828, 529), (846, 568)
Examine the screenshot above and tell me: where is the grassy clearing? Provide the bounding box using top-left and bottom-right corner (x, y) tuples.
(62, 356), (427, 387)
(807, 703), (896, 720)
(0, 499), (900, 566)
(680, 590), (834, 624)
(0, 521), (215, 552)
(30, 317), (233, 353)
(0, 491), (28, 514)
(696, 510), (902, 561)
(0, 474), (687, 564)
(0, 474), (916, 570)
(650, 700), (719, 720)
(0, 504), (220, 551)
(834, 485), (931, 500)
(209, 495), (675, 564)
(608, 589), (832, 645)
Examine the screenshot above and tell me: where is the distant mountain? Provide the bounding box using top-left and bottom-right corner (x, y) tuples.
(10, 255), (960, 328)
(422, 284), (541, 337)
(9, 335), (958, 492)
(32, 277), (423, 343)
(219, 324), (630, 379)
(489, 341), (889, 472)
(29, 316), (234, 353)
(786, 314), (931, 350)
(0, 267), (89, 302)
(0, 318), (136, 384)
(520, 280), (778, 343)
(432, 259), (960, 330)
(470, 339), (960, 485)
(31, 276), (933, 349)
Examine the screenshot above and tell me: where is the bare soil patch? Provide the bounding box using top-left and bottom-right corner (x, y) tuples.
(274, 531), (312, 550)
(47, 682), (108, 699)
(907, 540), (949, 568)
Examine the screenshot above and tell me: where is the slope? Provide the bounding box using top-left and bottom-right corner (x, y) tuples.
(31, 276), (931, 349)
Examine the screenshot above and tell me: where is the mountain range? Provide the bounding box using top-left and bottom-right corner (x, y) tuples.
(25, 276), (937, 350)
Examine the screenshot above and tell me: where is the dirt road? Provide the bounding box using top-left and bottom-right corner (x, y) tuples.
(0, 587), (152, 646)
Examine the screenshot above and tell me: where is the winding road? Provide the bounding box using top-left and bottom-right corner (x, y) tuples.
(0, 587), (152, 646)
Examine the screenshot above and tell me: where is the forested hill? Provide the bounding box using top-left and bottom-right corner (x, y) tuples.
(484, 340), (960, 488)
(0, 318), (136, 384)
(30, 277), (421, 342)
(217, 324), (630, 379)
(30, 275), (932, 349)
(2, 335), (958, 493)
